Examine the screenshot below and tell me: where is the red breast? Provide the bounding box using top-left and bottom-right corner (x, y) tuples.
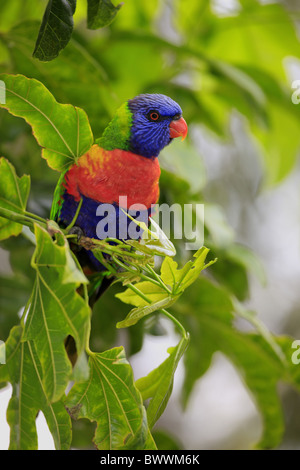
(64, 145), (161, 210)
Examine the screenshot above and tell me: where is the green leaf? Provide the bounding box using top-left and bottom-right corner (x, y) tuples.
(209, 252), (249, 301)
(116, 281), (175, 328)
(65, 347), (154, 450)
(0, 364), (9, 386)
(23, 224), (90, 402)
(0, 341), (6, 366)
(124, 215), (176, 258)
(175, 247), (214, 291)
(176, 278), (293, 449)
(0, 238), (35, 341)
(116, 247), (215, 328)
(33, 0), (77, 61)
(5, 326), (71, 450)
(87, 0), (122, 29)
(116, 281), (167, 308)
(1, 20), (113, 137)
(160, 257), (185, 288)
(0, 158), (30, 241)
(136, 336), (189, 428)
(161, 247), (216, 294)
(117, 296), (176, 329)
(0, 74), (93, 171)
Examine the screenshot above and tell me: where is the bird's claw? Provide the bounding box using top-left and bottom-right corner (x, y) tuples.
(68, 226), (85, 251)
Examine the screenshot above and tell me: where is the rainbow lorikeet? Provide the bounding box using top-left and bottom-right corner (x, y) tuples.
(50, 93), (188, 292)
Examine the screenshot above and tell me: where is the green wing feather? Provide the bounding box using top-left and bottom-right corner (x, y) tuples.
(50, 171), (68, 221)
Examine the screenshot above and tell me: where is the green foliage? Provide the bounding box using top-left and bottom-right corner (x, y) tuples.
(5, 326), (72, 450)
(33, 0), (122, 62)
(116, 248), (216, 328)
(0, 157), (30, 240)
(136, 336), (189, 429)
(174, 278), (296, 449)
(0, 74), (217, 447)
(87, 0), (123, 30)
(0, 74), (93, 171)
(1, 0), (300, 451)
(33, 0), (77, 61)
(24, 224), (90, 402)
(0, 154), (211, 449)
(65, 347), (154, 450)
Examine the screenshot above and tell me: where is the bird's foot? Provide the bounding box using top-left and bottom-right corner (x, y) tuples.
(68, 225), (85, 252)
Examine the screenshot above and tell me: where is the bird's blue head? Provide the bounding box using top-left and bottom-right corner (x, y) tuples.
(127, 93), (188, 158)
(98, 93), (188, 158)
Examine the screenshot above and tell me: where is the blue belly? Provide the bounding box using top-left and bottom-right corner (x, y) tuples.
(59, 192), (151, 270)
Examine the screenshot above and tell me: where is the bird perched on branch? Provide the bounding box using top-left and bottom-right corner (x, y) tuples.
(51, 93), (187, 364)
(50, 93), (188, 290)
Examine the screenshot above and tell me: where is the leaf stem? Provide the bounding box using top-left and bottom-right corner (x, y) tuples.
(161, 309), (188, 340)
(234, 300), (287, 366)
(127, 283), (151, 305)
(145, 263), (172, 294)
(69, 250), (93, 355)
(0, 207), (47, 229)
(65, 198), (83, 232)
(127, 282), (188, 339)
(111, 255), (166, 290)
(24, 210), (47, 224)
(86, 239), (146, 260)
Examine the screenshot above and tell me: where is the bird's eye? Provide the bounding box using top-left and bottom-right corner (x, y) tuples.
(148, 111), (160, 121)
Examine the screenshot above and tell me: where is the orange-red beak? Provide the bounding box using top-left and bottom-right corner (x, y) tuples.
(169, 117), (188, 141)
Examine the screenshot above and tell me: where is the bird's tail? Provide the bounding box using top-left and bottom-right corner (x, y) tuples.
(87, 273), (115, 309)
